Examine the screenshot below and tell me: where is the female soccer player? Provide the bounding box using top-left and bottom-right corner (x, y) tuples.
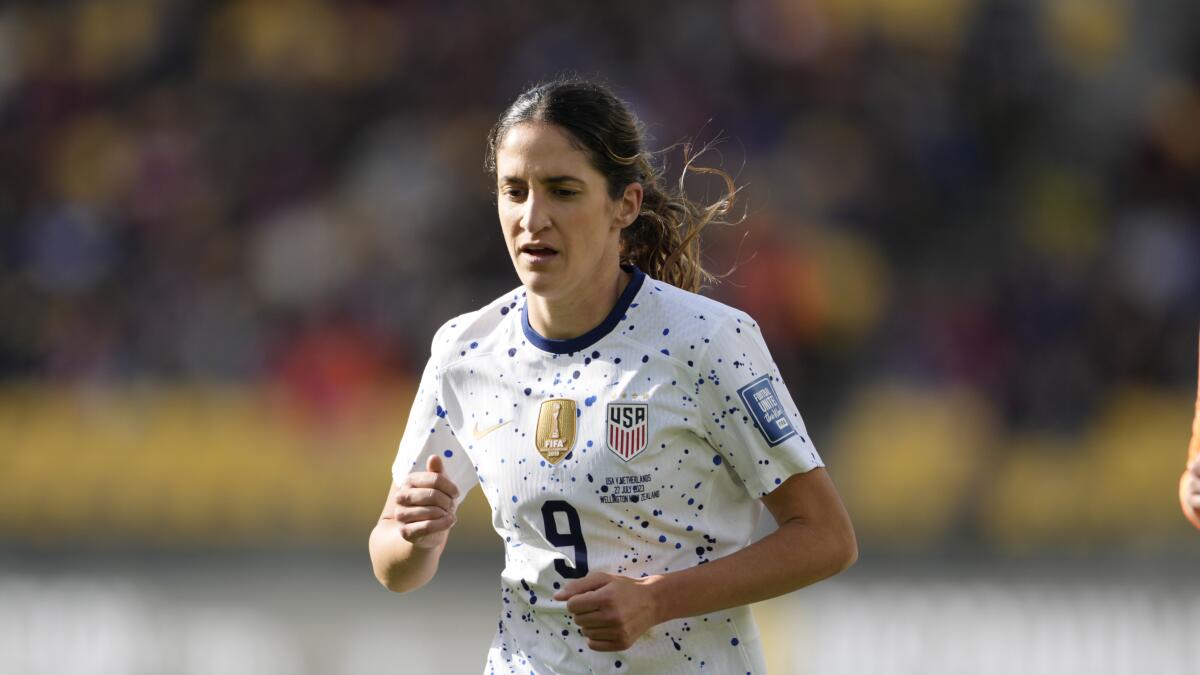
(1179, 332), (1200, 530)
(369, 78), (857, 674)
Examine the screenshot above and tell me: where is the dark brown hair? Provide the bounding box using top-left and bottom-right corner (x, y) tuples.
(484, 77), (738, 293)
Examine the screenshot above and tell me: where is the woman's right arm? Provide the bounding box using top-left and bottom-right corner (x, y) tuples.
(370, 455), (461, 592)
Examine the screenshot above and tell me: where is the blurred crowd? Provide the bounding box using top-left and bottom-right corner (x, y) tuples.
(2, 0), (1199, 551)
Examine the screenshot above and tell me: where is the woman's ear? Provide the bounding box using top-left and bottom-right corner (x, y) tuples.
(615, 182), (644, 230)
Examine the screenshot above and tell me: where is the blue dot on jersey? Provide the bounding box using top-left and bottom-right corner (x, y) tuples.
(508, 348), (517, 357)
(435, 405), (447, 418)
(662, 328), (670, 335)
(470, 341), (478, 349)
(659, 535), (667, 543)
(712, 455), (722, 466)
(585, 396), (597, 406)
(661, 348), (670, 356)
(524, 387), (532, 396)
(511, 495), (518, 503)
(443, 450), (453, 458)
(731, 638), (739, 646)
(572, 370), (580, 379)
(641, 355), (649, 363)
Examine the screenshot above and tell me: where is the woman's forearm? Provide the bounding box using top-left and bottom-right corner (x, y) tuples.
(645, 515), (857, 624)
(369, 520), (444, 593)
(370, 464), (460, 592)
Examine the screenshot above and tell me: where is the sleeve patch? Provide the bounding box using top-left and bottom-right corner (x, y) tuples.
(736, 375), (798, 447)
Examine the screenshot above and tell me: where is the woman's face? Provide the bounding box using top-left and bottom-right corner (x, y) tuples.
(495, 122), (640, 301)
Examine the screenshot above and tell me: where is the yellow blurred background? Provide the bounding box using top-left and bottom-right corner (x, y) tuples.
(2, 379), (1194, 552)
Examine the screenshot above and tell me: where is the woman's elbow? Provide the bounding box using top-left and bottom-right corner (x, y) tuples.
(369, 528), (413, 593)
(827, 520), (858, 575)
(369, 525), (439, 593)
(837, 529), (859, 572)
(377, 571), (417, 594)
(371, 560), (403, 592)
(372, 557), (428, 593)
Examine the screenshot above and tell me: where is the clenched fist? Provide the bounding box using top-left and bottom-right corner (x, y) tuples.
(554, 572), (663, 652)
(395, 455), (461, 549)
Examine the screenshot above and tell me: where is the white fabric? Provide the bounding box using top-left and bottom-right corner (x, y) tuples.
(392, 270), (823, 675)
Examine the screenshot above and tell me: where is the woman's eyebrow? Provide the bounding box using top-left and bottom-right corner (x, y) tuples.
(542, 175), (584, 184)
(499, 174), (584, 185)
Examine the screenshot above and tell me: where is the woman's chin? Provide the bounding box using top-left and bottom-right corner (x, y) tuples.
(517, 268), (561, 298)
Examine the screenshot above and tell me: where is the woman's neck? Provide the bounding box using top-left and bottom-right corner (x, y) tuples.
(526, 266), (631, 340)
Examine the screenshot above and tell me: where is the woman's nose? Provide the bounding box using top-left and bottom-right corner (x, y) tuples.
(522, 193), (551, 233)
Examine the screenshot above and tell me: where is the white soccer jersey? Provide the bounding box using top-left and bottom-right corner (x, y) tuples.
(392, 267), (823, 675)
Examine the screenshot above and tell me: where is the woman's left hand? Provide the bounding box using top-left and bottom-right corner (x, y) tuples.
(554, 572), (663, 652)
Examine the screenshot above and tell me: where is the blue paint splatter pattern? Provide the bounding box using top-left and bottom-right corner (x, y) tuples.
(390, 269), (819, 674)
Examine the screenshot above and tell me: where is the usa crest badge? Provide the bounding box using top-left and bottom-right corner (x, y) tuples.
(535, 398), (576, 464)
(606, 402), (648, 461)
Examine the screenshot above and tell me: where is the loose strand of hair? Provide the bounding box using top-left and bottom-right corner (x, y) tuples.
(647, 137), (743, 292)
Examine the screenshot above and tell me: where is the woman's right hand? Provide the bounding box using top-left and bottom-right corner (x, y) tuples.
(394, 455), (461, 549)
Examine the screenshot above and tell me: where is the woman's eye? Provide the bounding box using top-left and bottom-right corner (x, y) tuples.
(553, 188), (577, 197)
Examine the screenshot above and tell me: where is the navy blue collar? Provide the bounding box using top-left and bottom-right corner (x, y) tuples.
(521, 266), (645, 355)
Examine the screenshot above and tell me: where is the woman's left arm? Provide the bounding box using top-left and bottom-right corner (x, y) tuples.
(1179, 330), (1200, 529)
(554, 467), (856, 652)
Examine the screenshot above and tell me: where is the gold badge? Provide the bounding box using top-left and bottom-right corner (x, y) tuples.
(535, 398), (577, 464)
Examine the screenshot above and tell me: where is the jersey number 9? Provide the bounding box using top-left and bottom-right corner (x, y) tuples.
(541, 500), (589, 578)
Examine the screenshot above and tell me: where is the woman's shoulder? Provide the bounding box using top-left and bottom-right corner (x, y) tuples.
(426, 285), (526, 363)
(622, 278), (767, 369)
(637, 277), (755, 331)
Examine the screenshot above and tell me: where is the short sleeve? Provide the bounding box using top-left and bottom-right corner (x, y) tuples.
(391, 347), (478, 505)
(695, 314), (824, 498)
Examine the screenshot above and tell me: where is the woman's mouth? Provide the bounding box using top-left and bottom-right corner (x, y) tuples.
(520, 245), (559, 263)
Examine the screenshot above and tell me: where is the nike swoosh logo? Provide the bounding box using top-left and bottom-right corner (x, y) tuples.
(472, 419), (511, 440)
